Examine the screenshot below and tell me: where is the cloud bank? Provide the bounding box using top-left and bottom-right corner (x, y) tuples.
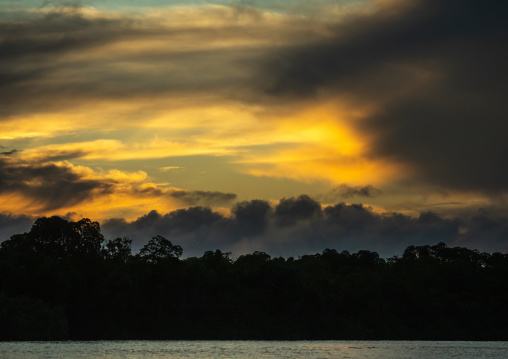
(1, 193), (507, 258)
(100, 195), (508, 258)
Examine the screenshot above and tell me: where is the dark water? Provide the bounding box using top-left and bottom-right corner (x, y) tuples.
(1, 341), (507, 358)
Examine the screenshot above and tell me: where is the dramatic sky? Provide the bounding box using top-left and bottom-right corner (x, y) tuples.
(1, 0), (507, 257)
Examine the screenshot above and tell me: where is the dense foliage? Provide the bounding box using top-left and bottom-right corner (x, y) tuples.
(1, 216), (508, 340)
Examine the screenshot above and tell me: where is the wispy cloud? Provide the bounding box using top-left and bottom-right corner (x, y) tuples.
(0, 151), (237, 218)
(160, 166), (184, 172)
(322, 184), (383, 201)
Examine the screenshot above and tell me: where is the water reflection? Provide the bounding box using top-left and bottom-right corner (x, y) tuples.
(1, 341), (508, 359)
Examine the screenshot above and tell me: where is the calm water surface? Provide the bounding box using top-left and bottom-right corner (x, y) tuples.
(1, 341), (507, 359)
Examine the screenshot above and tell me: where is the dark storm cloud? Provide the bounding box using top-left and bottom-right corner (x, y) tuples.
(101, 195), (508, 258)
(274, 194), (322, 227)
(103, 201), (272, 253)
(102, 206), (231, 253)
(456, 210), (508, 251)
(0, 156), (113, 210)
(232, 199), (271, 235)
(263, 0), (508, 192)
(0, 212), (33, 242)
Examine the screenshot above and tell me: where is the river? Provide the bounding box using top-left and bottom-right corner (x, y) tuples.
(1, 340), (507, 358)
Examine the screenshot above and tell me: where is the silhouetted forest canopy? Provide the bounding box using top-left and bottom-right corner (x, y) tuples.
(1, 216), (508, 341)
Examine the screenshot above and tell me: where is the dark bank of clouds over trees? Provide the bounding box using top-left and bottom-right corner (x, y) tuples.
(100, 195), (508, 257)
(2, 195), (508, 257)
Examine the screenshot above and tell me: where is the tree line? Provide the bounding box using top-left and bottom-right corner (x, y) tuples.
(1, 216), (508, 340)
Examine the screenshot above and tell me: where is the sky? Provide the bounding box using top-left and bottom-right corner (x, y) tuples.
(1, 0), (508, 257)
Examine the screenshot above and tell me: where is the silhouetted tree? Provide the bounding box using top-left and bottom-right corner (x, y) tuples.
(102, 237), (132, 262)
(138, 235), (183, 262)
(71, 218), (104, 257)
(0, 233), (33, 256)
(2, 216), (508, 341)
